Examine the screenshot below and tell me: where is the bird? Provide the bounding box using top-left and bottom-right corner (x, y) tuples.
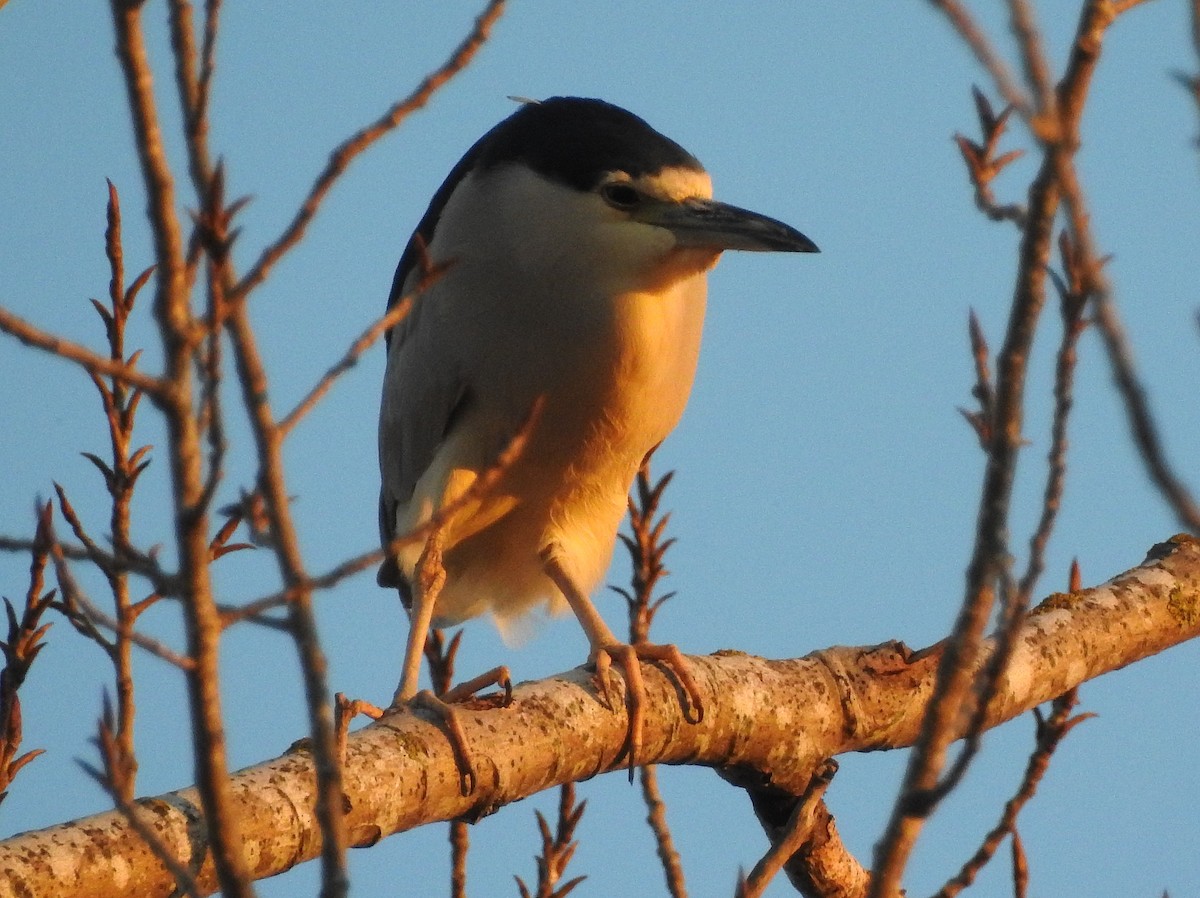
(377, 96), (817, 775)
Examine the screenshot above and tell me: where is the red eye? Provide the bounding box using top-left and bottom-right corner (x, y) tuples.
(601, 183), (640, 210)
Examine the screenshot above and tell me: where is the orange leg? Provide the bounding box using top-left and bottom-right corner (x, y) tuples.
(541, 544), (704, 780)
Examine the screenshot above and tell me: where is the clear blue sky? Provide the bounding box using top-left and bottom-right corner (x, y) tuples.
(2, 2), (1199, 896)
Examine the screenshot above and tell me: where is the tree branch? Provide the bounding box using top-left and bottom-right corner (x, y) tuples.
(2, 535), (1197, 898)
(0, 306), (165, 398)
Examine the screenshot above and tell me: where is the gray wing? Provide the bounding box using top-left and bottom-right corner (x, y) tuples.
(376, 268), (469, 588)
(376, 139), (491, 587)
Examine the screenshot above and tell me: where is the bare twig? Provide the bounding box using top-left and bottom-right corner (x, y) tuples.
(204, 2), (504, 862)
(937, 237), (1093, 801)
(640, 765), (688, 898)
(1046, 0), (1200, 534)
(79, 702), (203, 898)
(108, 3), (252, 892)
(70, 180), (156, 802)
(953, 87), (1027, 226)
(224, 298), (347, 895)
(450, 814), (470, 898)
(0, 503), (55, 806)
(0, 306), (164, 397)
(958, 310), (995, 447)
(1010, 830), (1029, 898)
(166, 0), (216, 202)
(1181, 0), (1200, 151)
(197, 0), (221, 134)
(928, 0), (1033, 116)
(221, 397), (542, 627)
(613, 456), (688, 896)
(870, 6), (1122, 893)
(193, 164), (246, 514)
(514, 784), (587, 898)
(1017, 231), (1090, 604)
(1, 522), (175, 600)
(615, 459), (678, 646)
(422, 629), (471, 898)
(737, 762), (837, 898)
(233, 0), (507, 302)
(1006, 0), (1056, 120)
(277, 263), (446, 436)
(48, 539), (195, 672)
(931, 690), (1093, 898)
(871, 154), (1057, 898)
(1091, 293), (1200, 532)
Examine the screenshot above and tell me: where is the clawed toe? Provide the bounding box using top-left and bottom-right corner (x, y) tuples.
(340, 664), (512, 797)
(409, 690), (477, 795)
(590, 642), (703, 780)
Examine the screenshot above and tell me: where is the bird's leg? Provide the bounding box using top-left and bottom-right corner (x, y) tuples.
(381, 528), (484, 794)
(541, 545), (704, 779)
(391, 526), (445, 707)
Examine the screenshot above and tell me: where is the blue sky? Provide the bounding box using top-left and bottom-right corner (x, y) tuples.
(2, 2), (1199, 896)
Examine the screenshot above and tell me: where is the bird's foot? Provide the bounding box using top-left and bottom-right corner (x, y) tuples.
(340, 666), (512, 796)
(437, 665), (514, 707)
(590, 641), (704, 780)
(399, 665), (512, 795)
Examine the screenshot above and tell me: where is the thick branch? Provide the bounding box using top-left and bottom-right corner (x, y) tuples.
(1, 535), (1197, 898)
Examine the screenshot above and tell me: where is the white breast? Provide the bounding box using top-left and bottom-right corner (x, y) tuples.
(386, 166), (710, 633)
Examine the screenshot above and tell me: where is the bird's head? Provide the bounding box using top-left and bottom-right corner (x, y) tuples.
(416, 97), (818, 296)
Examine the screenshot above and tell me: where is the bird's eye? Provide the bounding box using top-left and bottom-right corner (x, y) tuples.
(601, 183), (641, 210)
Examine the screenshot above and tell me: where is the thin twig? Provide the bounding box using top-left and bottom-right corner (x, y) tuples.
(1010, 829), (1029, 898)
(197, 0), (221, 131)
(82, 180), (152, 803)
(1191, 0), (1200, 120)
(192, 163), (243, 518)
(928, 0), (1033, 116)
(450, 815), (469, 898)
(166, 0), (215, 199)
(108, 4), (251, 892)
(616, 458), (678, 646)
(931, 690), (1093, 898)
(614, 456), (688, 897)
(221, 398), (541, 627)
(224, 298), (347, 896)
(233, 0), (507, 302)
(959, 310), (995, 448)
(953, 88), (1028, 227)
(871, 156), (1057, 897)
(47, 535), (195, 671)
(1006, 0), (1057, 119)
(1047, 0), (1200, 533)
(277, 265), (444, 436)
(1091, 285), (1200, 532)
(937, 239), (1092, 800)
(737, 763), (837, 898)
(514, 784), (587, 898)
(0, 529), (174, 598)
(870, 5), (1122, 893)
(1017, 231), (1089, 604)
(0, 306), (164, 397)
(0, 502), (55, 805)
(79, 745), (203, 898)
(422, 629), (471, 898)
(873, 5), (1142, 893)
(640, 765), (688, 898)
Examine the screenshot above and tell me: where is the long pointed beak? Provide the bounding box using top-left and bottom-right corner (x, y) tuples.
(638, 197), (819, 253)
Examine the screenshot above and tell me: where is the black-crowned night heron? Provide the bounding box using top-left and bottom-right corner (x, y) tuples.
(378, 96), (817, 772)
